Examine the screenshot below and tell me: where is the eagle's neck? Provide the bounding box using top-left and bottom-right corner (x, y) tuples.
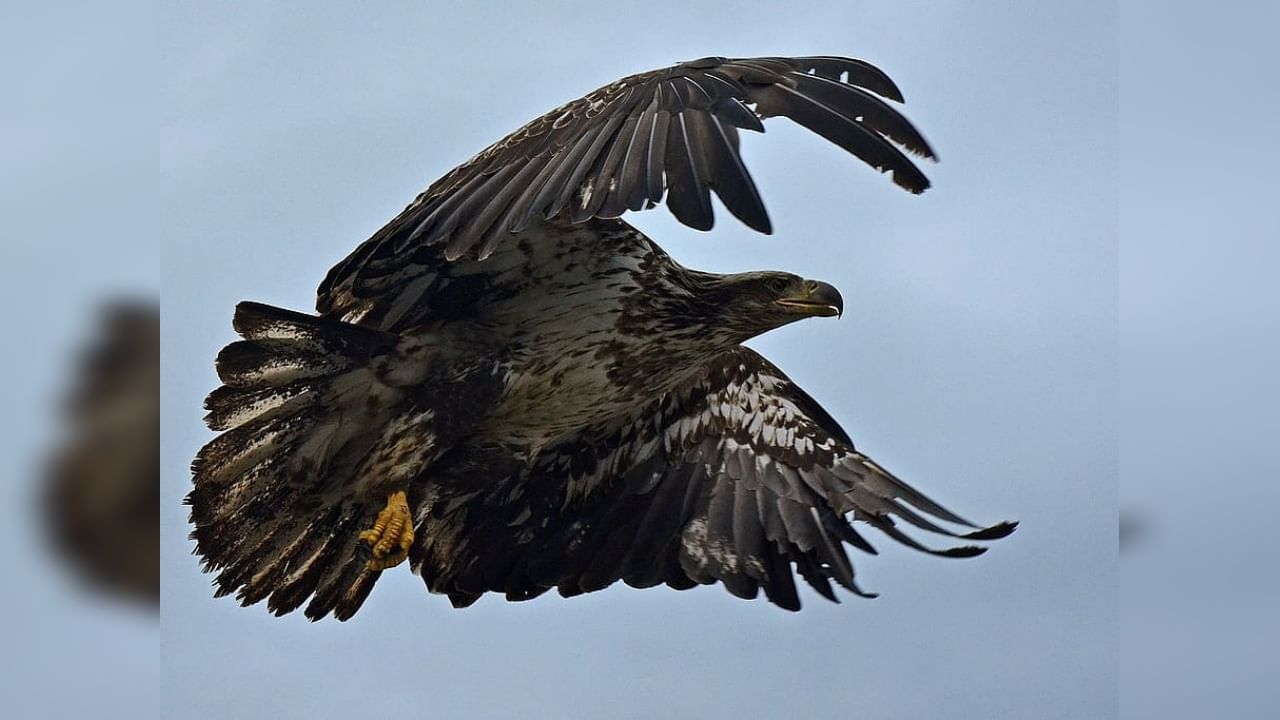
(617, 263), (757, 353)
(655, 265), (782, 348)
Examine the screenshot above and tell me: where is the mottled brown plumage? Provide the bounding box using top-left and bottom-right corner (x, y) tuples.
(188, 55), (1014, 621)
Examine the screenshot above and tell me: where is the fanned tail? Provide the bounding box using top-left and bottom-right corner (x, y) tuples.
(187, 302), (396, 620)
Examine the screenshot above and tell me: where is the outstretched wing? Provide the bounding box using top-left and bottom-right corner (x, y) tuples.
(416, 347), (1014, 610)
(318, 55), (935, 321)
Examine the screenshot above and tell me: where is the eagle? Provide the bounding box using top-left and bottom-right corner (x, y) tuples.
(188, 55), (1015, 621)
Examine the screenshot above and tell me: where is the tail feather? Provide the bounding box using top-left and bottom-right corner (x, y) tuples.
(191, 406), (317, 493)
(203, 378), (321, 432)
(267, 505), (355, 615)
(187, 301), (399, 621)
(302, 544), (379, 621)
(215, 338), (354, 387)
(232, 300), (390, 346)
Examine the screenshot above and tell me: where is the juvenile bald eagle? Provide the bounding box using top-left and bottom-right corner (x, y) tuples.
(189, 55), (1015, 621)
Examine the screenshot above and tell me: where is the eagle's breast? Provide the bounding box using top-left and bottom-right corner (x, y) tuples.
(469, 222), (725, 450)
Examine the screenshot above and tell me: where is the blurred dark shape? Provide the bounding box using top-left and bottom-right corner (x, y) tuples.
(1118, 510), (1145, 553)
(44, 301), (159, 606)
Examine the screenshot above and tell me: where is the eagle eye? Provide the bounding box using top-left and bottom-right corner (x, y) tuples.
(766, 277), (791, 293)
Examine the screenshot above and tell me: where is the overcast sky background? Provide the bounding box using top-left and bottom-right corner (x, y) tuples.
(9, 2), (1117, 718)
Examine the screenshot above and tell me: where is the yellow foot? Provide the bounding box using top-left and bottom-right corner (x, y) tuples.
(358, 490), (414, 571)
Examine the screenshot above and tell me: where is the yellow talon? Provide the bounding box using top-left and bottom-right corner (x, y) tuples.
(359, 490), (414, 571)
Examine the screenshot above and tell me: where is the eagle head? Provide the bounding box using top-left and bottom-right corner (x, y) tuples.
(702, 270), (844, 340)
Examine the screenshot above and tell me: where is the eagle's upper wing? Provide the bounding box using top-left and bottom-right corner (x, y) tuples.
(419, 347), (1014, 610)
(318, 56), (934, 320)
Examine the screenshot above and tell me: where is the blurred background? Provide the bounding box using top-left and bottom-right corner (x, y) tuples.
(45, 301), (158, 606)
(6, 1), (1272, 718)
(2, 3), (162, 717)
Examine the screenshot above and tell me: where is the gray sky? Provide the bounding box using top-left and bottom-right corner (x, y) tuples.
(1118, 4), (1280, 717)
(19, 2), (1119, 718)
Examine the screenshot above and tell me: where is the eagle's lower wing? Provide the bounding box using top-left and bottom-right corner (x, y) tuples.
(318, 55), (933, 320)
(417, 347), (1014, 610)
